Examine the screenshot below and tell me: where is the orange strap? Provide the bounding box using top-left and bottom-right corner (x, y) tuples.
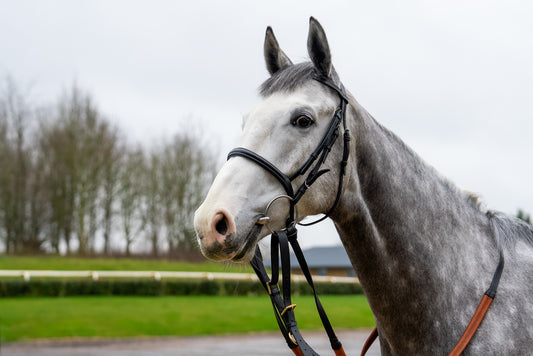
(290, 341), (346, 356)
(333, 345), (347, 356)
(360, 294), (494, 356)
(291, 346), (305, 356)
(449, 294), (494, 356)
(360, 327), (379, 356)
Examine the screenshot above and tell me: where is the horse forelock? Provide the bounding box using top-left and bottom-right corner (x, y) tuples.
(259, 62), (341, 97)
(260, 62), (315, 96)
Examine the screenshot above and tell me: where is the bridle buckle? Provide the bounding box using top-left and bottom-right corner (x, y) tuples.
(280, 304), (297, 316)
(266, 281), (280, 295)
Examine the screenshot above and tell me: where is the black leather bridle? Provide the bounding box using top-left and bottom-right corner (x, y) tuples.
(226, 73), (351, 356)
(228, 73), (350, 228)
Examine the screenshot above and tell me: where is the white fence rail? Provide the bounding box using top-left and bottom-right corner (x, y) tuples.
(0, 270), (358, 284)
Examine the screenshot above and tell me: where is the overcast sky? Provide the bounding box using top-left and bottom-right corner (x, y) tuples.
(1, 1), (532, 249)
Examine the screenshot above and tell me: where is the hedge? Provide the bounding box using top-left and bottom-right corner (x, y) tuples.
(0, 279), (363, 297)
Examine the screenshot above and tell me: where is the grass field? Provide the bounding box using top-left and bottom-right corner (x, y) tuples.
(0, 256), (372, 343)
(0, 255), (251, 273)
(0, 295), (374, 343)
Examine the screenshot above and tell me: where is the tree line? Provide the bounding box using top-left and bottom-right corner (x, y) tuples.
(0, 79), (216, 256)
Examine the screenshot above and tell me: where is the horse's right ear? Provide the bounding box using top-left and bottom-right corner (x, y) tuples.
(264, 26), (293, 76)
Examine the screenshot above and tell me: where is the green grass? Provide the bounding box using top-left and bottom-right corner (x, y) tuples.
(0, 295), (374, 342)
(0, 255), (250, 273)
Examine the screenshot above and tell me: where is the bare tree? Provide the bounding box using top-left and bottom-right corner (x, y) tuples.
(101, 135), (124, 255)
(159, 127), (216, 255)
(143, 150), (163, 257)
(40, 85), (120, 255)
(39, 120), (75, 253)
(0, 79), (47, 253)
(25, 142), (49, 252)
(118, 146), (146, 255)
(0, 87), (10, 252)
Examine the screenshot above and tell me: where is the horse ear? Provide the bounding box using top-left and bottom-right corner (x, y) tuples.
(264, 26), (293, 76)
(307, 17), (332, 78)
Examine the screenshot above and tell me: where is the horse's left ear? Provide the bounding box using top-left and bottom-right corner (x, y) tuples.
(307, 17), (332, 78)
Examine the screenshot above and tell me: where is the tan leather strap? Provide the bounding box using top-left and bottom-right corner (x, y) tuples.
(360, 294), (495, 356)
(333, 345), (347, 356)
(449, 294), (494, 356)
(361, 248), (504, 356)
(360, 327), (379, 356)
(291, 346), (305, 356)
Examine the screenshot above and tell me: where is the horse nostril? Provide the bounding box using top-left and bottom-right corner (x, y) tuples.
(215, 216), (228, 235)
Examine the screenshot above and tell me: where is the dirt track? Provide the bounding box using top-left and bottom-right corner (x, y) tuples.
(2, 330), (380, 356)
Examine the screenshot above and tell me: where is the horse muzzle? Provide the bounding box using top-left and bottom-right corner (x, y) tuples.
(194, 207), (268, 262)
(195, 208), (238, 261)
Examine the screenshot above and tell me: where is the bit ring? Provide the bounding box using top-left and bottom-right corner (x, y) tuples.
(256, 195), (295, 234)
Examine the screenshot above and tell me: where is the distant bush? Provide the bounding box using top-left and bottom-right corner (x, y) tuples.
(0, 279), (363, 297)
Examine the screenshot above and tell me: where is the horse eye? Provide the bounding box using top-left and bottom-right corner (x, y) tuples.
(292, 115), (314, 128)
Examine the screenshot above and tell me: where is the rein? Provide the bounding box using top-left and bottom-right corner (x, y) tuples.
(226, 73), (504, 355)
(250, 227), (346, 356)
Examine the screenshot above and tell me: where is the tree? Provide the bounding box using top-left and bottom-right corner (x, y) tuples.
(159, 127), (216, 255)
(517, 209), (531, 224)
(0, 86), (11, 251)
(39, 120), (75, 253)
(0, 78), (47, 253)
(101, 135), (124, 255)
(118, 147), (146, 255)
(40, 86), (120, 255)
(143, 150), (163, 257)
(25, 140), (49, 252)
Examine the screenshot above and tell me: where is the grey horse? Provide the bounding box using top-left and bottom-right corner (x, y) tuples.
(194, 18), (533, 355)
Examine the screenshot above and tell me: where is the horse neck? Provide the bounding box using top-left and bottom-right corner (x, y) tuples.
(333, 101), (499, 352)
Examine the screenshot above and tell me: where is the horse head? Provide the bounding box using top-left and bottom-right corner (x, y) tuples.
(194, 18), (349, 262)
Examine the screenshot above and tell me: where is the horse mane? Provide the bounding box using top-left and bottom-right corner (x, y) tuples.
(465, 191), (533, 249)
(487, 210), (533, 251)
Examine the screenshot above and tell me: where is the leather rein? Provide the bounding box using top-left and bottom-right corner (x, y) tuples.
(226, 74), (504, 355)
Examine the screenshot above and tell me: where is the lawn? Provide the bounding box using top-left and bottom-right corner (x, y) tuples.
(0, 295), (374, 342)
(0, 255), (250, 273)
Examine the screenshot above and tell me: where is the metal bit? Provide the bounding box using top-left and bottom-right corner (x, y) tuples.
(256, 216), (270, 225)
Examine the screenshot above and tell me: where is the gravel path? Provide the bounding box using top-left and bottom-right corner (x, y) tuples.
(2, 330), (380, 356)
